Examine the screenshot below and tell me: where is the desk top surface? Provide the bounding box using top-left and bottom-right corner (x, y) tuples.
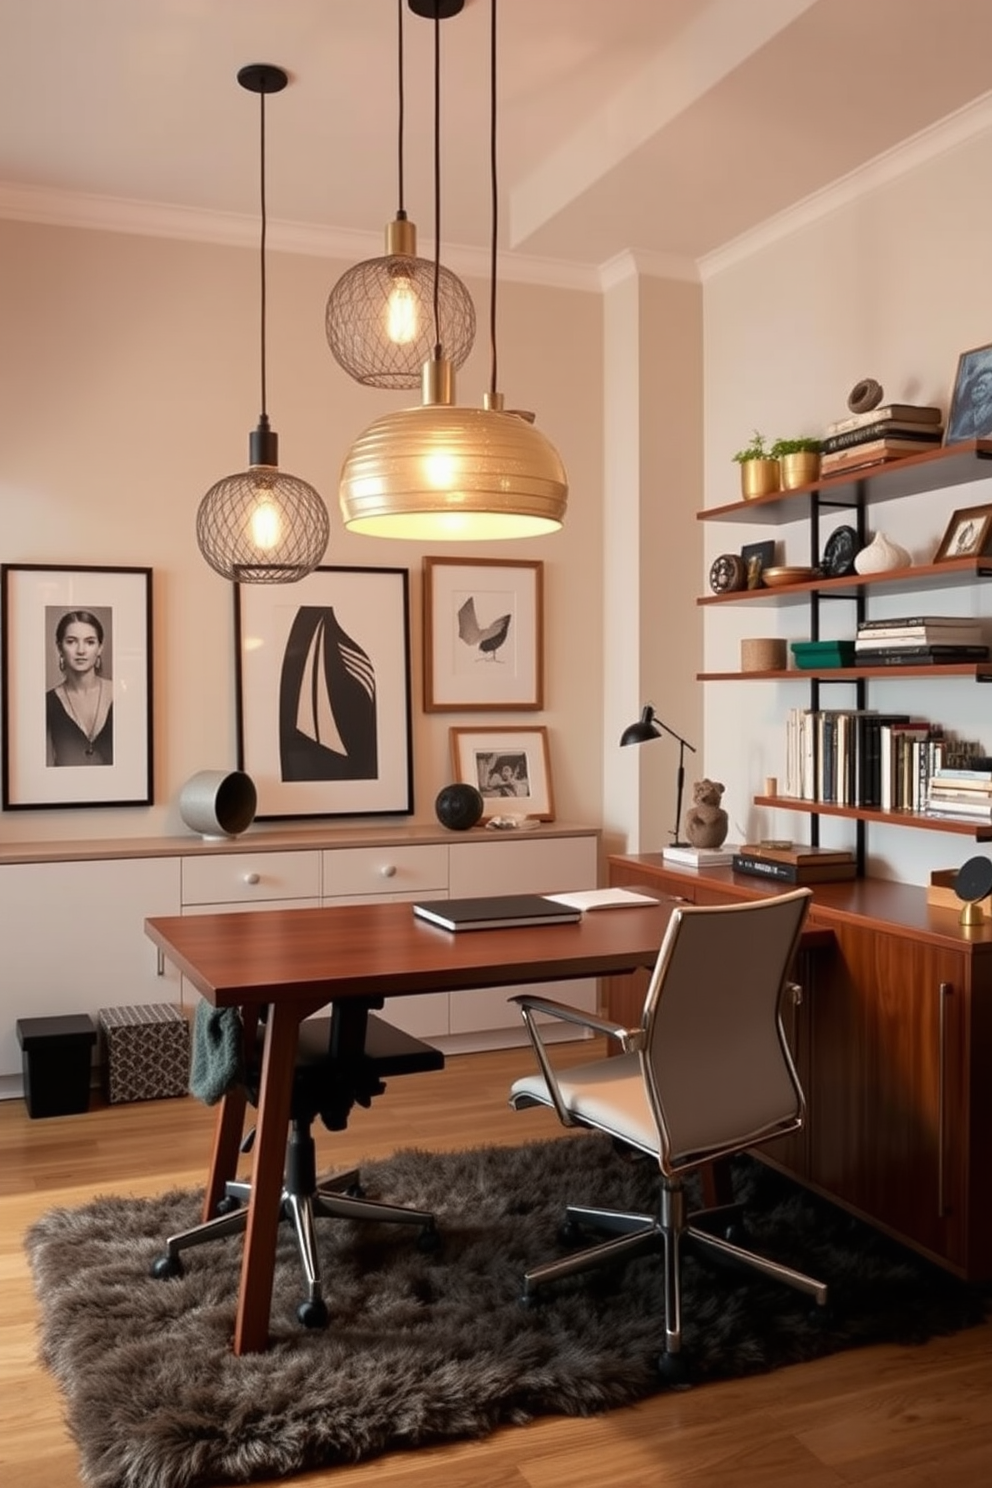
(145, 897), (679, 1007)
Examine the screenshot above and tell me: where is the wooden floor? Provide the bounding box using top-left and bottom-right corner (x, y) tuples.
(2, 1042), (992, 1488)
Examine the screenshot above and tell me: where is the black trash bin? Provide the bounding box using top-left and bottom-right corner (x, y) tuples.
(15, 1014), (96, 1118)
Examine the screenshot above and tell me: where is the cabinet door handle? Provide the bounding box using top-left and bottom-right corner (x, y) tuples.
(243, 872), (261, 885)
(938, 981), (951, 1218)
(380, 864), (397, 878)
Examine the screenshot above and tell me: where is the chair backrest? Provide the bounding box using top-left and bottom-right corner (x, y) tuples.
(638, 889), (811, 1175)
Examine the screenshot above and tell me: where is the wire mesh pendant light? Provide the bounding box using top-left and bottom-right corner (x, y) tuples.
(197, 64), (329, 584)
(339, 0), (567, 540)
(325, 0), (475, 389)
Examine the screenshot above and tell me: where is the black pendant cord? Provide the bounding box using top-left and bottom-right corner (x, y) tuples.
(431, 8), (441, 358)
(258, 86), (269, 425)
(488, 0), (498, 398)
(396, 0), (406, 215)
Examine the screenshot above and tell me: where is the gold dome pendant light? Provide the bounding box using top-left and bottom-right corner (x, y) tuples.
(325, 0), (475, 389)
(197, 64), (329, 583)
(339, 0), (567, 540)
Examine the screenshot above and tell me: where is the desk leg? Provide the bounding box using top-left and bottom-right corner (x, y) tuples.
(201, 1004), (260, 1224)
(233, 1002), (298, 1355)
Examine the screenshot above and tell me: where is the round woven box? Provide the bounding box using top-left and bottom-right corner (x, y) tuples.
(741, 637), (787, 672)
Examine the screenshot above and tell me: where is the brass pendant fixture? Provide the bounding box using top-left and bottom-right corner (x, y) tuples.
(339, 0), (567, 541)
(197, 64), (329, 584)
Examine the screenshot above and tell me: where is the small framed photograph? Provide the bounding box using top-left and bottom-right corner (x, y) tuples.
(423, 557), (543, 711)
(932, 503), (992, 562)
(235, 566), (413, 821)
(450, 725), (555, 821)
(1, 564), (153, 810)
(739, 539), (776, 587)
(944, 342), (992, 444)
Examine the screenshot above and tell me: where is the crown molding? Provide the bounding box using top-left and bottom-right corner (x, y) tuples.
(598, 249), (699, 291)
(699, 88), (992, 281)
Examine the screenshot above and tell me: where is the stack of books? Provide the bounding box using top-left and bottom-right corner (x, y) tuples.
(662, 844), (738, 868)
(820, 403), (944, 476)
(854, 616), (988, 666)
(731, 843), (857, 884)
(925, 767), (992, 822)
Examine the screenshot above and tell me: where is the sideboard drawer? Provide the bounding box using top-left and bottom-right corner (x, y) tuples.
(322, 844), (448, 900)
(181, 850), (320, 907)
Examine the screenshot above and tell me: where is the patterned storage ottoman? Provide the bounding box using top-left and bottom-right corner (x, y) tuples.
(98, 1004), (191, 1103)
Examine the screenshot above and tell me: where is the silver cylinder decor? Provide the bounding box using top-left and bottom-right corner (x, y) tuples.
(178, 770), (257, 840)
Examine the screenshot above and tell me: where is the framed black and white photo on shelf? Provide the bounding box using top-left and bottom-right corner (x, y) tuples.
(423, 557), (543, 711)
(944, 341), (992, 444)
(932, 503), (992, 562)
(1, 563), (153, 810)
(235, 565), (413, 820)
(450, 725), (555, 821)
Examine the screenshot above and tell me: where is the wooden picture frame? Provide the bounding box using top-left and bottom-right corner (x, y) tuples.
(423, 557), (543, 711)
(235, 566), (413, 821)
(450, 725), (555, 821)
(0, 563), (153, 810)
(932, 503), (992, 562)
(944, 341), (992, 444)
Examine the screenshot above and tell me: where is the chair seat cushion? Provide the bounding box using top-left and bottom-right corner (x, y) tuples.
(510, 1053), (659, 1157)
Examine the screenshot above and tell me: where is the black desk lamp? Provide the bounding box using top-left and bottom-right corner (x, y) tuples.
(620, 704), (697, 846)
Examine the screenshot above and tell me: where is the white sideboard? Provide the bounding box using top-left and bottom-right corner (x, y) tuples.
(0, 823), (600, 1098)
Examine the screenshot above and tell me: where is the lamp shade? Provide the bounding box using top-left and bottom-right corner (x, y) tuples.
(620, 706), (663, 747)
(197, 454), (330, 584)
(339, 401), (567, 540)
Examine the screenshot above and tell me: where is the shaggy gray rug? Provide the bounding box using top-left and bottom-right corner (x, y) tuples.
(26, 1137), (988, 1488)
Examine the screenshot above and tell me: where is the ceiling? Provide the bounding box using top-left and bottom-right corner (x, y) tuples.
(2, 0), (992, 279)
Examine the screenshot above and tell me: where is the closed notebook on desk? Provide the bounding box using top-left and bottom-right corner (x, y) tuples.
(412, 895), (582, 933)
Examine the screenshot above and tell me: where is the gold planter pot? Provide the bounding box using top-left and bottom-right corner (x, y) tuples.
(740, 458), (781, 500)
(780, 451), (821, 490)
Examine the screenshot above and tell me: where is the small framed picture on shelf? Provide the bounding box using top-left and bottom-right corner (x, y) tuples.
(423, 557), (543, 711)
(739, 539), (776, 588)
(932, 503), (992, 562)
(450, 725), (555, 821)
(944, 341), (992, 444)
(0, 563), (153, 810)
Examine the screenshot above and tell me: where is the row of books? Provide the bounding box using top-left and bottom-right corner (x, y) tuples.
(926, 767), (992, 822)
(854, 615), (988, 666)
(821, 403), (943, 476)
(731, 843), (856, 884)
(783, 707), (985, 812)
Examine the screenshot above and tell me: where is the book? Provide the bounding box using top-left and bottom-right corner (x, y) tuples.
(855, 630), (984, 648)
(825, 404), (943, 435)
(731, 854), (857, 884)
(821, 422), (943, 455)
(661, 845), (739, 867)
(930, 767), (992, 784)
(412, 894), (582, 933)
(738, 843), (855, 865)
(854, 646), (989, 664)
(925, 801), (992, 820)
(821, 438), (948, 473)
(544, 887), (661, 911)
(858, 615), (981, 631)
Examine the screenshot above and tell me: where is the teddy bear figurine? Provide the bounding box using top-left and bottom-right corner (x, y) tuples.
(682, 778), (729, 849)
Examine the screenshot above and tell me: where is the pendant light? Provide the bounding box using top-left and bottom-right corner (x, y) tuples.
(197, 64), (329, 584)
(339, 0), (568, 540)
(325, 0), (475, 389)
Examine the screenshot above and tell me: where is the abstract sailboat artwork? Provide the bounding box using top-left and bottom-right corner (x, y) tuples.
(279, 607), (378, 781)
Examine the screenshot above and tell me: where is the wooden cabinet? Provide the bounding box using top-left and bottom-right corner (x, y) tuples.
(607, 853), (992, 1281)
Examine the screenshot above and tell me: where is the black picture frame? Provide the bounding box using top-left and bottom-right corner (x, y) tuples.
(945, 341), (992, 444)
(740, 540), (776, 587)
(235, 565), (413, 821)
(1, 563), (153, 810)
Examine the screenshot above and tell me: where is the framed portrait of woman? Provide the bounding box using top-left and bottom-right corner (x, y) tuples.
(0, 564), (153, 810)
(235, 566), (413, 820)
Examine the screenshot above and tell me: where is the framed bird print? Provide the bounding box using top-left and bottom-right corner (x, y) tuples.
(423, 557), (543, 711)
(450, 725), (555, 820)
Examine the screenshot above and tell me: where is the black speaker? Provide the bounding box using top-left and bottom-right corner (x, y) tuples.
(434, 783), (484, 831)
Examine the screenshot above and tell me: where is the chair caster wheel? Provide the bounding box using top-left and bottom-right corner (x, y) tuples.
(215, 1195), (241, 1216)
(558, 1219), (584, 1247)
(150, 1253), (183, 1280)
(657, 1350), (692, 1389)
(416, 1224), (441, 1253)
(297, 1298), (329, 1329)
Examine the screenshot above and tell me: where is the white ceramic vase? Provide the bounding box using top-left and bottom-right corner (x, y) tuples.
(853, 532), (911, 574)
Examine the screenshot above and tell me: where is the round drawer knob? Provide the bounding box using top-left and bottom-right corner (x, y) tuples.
(380, 864), (397, 878)
(244, 872), (261, 885)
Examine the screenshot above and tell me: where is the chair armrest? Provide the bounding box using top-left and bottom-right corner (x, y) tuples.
(509, 994), (640, 1049)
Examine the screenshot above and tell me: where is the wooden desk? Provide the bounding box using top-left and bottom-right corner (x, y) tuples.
(145, 896), (678, 1354)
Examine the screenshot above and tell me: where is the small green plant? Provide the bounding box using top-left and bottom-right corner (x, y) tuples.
(770, 436), (822, 457)
(732, 431), (772, 463)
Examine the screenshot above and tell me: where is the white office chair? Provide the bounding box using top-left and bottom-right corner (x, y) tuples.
(509, 888), (827, 1385)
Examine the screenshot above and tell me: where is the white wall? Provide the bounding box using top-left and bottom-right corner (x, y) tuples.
(702, 122), (992, 882)
(0, 218), (604, 845)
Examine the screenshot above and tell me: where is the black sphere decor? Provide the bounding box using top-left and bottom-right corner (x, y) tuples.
(435, 783), (484, 831)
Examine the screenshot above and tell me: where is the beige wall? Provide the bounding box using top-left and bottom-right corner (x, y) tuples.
(702, 123), (992, 882)
(0, 218), (604, 844)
